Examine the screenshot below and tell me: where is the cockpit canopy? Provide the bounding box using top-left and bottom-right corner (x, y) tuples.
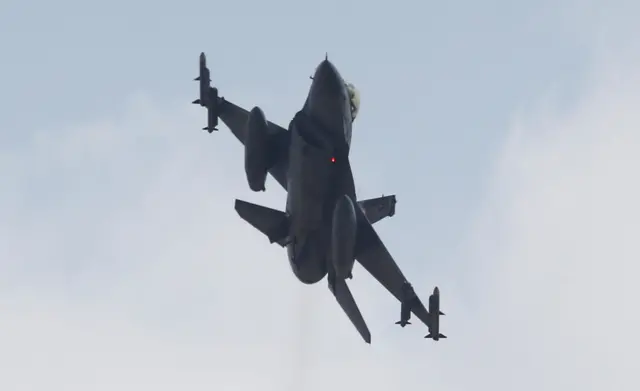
(345, 82), (360, 121)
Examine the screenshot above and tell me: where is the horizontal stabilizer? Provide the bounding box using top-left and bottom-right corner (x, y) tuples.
(330, 278), (371, 344)
(357, 195), (396, 225)
(234, 199), (289, 246)
(425, 333), (447, 339)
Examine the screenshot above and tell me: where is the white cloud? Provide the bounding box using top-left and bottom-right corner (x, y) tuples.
(0, 95), (307, 390)
(3, 25), (640, 391)
(0, 93), (449, 390)
(462, 50), (640, 389)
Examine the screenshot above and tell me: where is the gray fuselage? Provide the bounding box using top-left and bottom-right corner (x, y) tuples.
(284, 59), (355, 284)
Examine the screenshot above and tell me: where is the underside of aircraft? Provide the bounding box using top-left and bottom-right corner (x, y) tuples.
(191, 52), (445, 343)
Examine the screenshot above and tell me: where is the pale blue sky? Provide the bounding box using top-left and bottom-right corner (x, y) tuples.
(2, 0), (638, 390)
(1, 0), (590, 274)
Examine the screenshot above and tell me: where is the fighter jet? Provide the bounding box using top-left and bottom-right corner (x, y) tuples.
(192, 52), (443, 343)
(424, 287), (447, 341)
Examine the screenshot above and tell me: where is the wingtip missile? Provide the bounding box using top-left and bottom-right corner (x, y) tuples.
(193, 52), (220, 132)
(424, 286), (446, 341)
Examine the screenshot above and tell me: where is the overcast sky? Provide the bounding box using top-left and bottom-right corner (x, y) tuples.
(1, 0), (639, 390)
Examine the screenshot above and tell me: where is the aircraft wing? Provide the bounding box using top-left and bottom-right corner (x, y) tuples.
(217, 101), (290, 190)
(353, 199), (433, 328)
(193, 52), (290, 191)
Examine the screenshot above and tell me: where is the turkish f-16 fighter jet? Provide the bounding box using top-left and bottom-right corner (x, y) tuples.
(192, 52), (444, 343)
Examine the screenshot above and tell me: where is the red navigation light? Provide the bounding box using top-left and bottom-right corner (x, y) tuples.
(331, 157), (336, 163)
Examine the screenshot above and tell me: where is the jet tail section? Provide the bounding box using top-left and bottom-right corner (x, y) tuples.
(357, 195), (396, 225)
(234, 199), (289, 246)
(329, 278), (371, 344)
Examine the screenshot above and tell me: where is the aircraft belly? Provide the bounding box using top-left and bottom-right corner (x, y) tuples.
(288, 177), (324, 230)
(287, 233), (328, 284)
(288, 126), (334, 230)
(284, 114), (340, 285)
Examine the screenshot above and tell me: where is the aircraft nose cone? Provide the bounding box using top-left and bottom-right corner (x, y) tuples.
(434, 286), (440, 295)
(314, 59), (337, 81)
(305, 58), (349, 136)
(311, 59), (345, 100)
